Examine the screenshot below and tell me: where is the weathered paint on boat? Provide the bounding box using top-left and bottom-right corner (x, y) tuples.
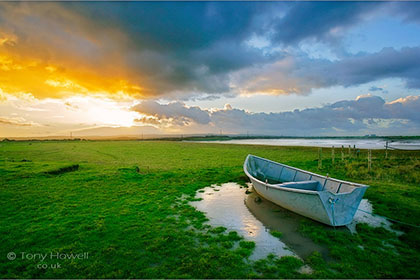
(244, 155), (368, 226)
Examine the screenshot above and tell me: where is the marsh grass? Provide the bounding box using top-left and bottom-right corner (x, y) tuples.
(0, 141), (419, 278)
(44, 164), (79, 175)
(269, 230), (283, 239)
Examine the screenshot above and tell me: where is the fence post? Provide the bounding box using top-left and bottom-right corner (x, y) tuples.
(318, 147), (322, 169)
(368, 149), (372, 172)
(341, 145), (344, 161)
(385, 141), (388, 159)
(332, 146), (335, 165)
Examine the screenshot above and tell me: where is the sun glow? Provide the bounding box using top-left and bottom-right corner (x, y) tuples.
(0, 48), (146, 100)
(0, 92), (140, 134)
(60, 96), (139, 127)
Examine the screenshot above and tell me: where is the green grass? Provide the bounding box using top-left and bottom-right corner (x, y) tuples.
(270, 230), (283, 239)
(0, 140), (419, 278)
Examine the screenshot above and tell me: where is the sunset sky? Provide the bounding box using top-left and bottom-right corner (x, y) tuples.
(1, 1), (420, 137)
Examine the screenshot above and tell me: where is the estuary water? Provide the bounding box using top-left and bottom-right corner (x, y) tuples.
(194, 138), (420, 150)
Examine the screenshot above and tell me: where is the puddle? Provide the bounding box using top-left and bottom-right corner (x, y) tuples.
(191, 182), (402, 261)
(190, 183), (295, 260)
(190, 182), (325, 260)
(244, 184), (330, 260)
(348, 199), (403, 235)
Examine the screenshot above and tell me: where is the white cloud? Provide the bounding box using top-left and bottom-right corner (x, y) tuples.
(131, 95), (420, 136)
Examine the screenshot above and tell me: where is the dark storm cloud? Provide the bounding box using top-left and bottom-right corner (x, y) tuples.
(63, 2), (266, 52)
(307, 47), (420, 89)
(233, 46), (420, 94)
(269, 2), (384, 45)
(387, 2), (420, 24)
(92, 1), (420, 94)
(51, 1), (283, 96)
(2, 1), (420, 99)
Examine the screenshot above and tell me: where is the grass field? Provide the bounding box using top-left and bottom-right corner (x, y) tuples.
(1, 140), (419, 278)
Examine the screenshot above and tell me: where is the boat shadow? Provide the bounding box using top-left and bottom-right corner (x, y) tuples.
(245, 186), (335, 261)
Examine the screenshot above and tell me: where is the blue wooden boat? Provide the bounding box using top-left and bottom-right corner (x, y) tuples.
(244, 155), (368, 226)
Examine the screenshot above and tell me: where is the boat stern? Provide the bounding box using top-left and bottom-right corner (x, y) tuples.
(318, 186), (368, 226)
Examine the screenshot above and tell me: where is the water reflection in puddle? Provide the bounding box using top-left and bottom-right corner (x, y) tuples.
(191, 182), (399, 261)
(244, 183), (330, 260)
(191, 183), (296, 260)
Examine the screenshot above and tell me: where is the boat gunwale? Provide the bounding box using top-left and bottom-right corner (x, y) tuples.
(244, 154), (369, 195)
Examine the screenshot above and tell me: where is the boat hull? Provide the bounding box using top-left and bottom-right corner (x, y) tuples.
(244, 155), (368, 226)
(250, 177), (332, 225)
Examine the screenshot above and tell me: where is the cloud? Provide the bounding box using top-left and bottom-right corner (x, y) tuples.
(131, 101), (211, 126)
(0, 116), (39, 126)
(324, 47), (420, 89)
(269, 2), (384, 45)
(0, 2), (146, 99)
(387, 2), (420, 24)
(386, 96), (420, 123)
(2, 93), (420, 136)
(233, 46), (420, 95)
(369, 86), (388, 94)
(0, 2), (275, 99)
(132, 95), (420, 135)
(1, 1), (420, 101)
